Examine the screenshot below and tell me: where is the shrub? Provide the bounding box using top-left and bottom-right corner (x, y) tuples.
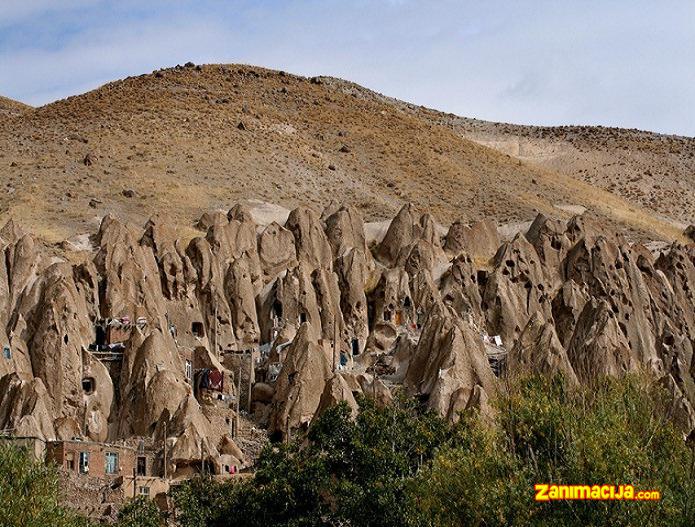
(116, 496), (164, 527)
(0, 443), (93, 527)
(171, 375), (695, 526)
(418, 375), (695, 526)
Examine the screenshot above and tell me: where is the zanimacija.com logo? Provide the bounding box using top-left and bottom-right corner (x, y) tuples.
(535, 484), (661, 501)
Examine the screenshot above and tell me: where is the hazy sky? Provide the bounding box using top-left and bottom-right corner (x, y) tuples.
(1, 0), (694, 136)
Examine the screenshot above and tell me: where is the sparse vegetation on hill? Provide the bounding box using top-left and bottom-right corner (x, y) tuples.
(0, 63), (688, 243)
(321, 75), (695, 226)
(0, 95), (31, 117)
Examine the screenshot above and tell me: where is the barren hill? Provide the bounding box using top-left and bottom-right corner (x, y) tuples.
(0, 63), (689, 243)
(320, 76), (695, 226)
(445, 119), (695, 225)
(0, 95), (31, 117)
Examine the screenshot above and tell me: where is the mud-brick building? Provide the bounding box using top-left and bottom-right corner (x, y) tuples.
(46, 440), (137, 478)
(121, 475), (170, 500)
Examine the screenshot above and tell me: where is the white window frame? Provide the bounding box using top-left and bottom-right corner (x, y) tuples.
(104, 451), (119, 475)
(185, 359), (193, 382)
(79, 451), (90, 474)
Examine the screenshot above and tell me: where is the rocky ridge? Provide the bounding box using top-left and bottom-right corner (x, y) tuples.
(319, 75), (695, 226)
(1, 201), (694, 475)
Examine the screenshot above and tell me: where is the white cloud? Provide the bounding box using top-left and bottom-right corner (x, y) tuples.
(0, 0), (693, 135)
(0, 0), (101, 27)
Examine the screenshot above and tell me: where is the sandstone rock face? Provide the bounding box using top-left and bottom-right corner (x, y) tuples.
(258, 222), (297, 280)
(268, 325), (332, 439)
(508, 312), (578, 386)
(0, 374), (55, 440)
(325, 205), (373, 265)
(0, 201), (694, 467)
(444, 218), (500, 263)
(405, 304), (498, 421)
(439, 253), (484, 327)
(482, 233), (553, 345)
(286, 206), (333, 272)
(377, 203), (421, 266)
(316, 374), (359, 419)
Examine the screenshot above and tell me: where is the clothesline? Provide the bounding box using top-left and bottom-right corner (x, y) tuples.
(94, 316), (148, 330)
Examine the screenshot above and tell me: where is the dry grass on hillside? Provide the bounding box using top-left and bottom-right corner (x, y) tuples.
(321, 76), (694, 229)
(436, 115), (694, 226)
(0, 95), (31, 118)
(0, 64), (689, 244)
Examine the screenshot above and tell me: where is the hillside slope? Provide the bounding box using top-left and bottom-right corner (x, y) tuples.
(319, 76), (694, 226)
(0, 95), (31, 117)
(0, 64), (688, 242)
(445, 118), (695, 226)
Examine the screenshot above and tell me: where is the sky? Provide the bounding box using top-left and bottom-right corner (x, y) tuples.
(1, 0), (694, 136)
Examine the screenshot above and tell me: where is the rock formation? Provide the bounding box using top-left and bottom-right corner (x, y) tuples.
(0, 200), (693, 473)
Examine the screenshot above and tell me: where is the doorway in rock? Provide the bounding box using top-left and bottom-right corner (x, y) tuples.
(351, 338), (360, 356)
(95, 325), (106, 346)
(192, 322), (205, 338)
(82, 377), (95, 395)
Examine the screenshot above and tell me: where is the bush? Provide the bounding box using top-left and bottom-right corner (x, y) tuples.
(0, 443), (93, 527)
(170, 375), (695, 526)
(116, 496), (164, 527)
(418, 375), (695, 526)
(172, 396), (447, 526)
(170, 474), (252, 527)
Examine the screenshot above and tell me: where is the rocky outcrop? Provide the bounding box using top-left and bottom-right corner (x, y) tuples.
(405, 304), (497, 421)
(444, 218), (500, 263)
(508, 312), (578, 385)
(377, 203), (420, 266)
(482, 234), (553, 345)
(258, 222), (297, 280)
(566, 298), (638, 382)
(0, 199), (694, 463)
(316, 374), (359, 419)
(268, 325), (332, 439)
(0, 374), (56, 440)
(285, 206), (333, 272)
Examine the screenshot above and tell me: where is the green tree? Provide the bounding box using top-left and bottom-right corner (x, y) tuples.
(0, 443), (92, 527)
(172, 396), (446, 527)
(170, 376), (695, 526)
(418, 375), (695, 526)
(116, 496), (164, 527)
(170, 475), (235, 527)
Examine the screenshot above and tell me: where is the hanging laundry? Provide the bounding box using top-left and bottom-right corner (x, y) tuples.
(88, 342), (126, 352)
(197, 368), (224, 391)
(208, 369), (224, 391)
